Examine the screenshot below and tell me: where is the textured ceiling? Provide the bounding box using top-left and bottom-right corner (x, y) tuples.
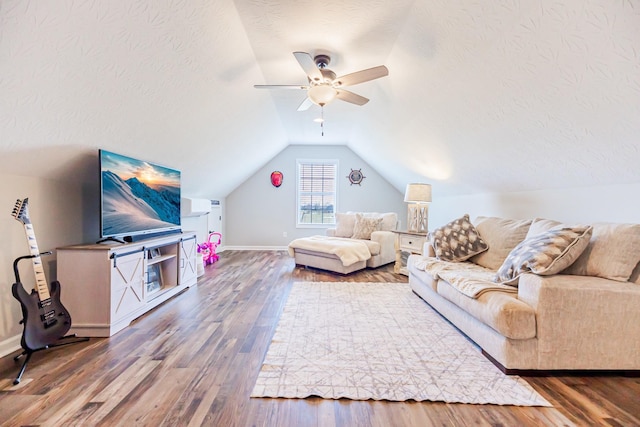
(1, 0), (639, 200)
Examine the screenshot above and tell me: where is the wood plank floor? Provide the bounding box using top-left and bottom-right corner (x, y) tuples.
(1, 250), (638, 426)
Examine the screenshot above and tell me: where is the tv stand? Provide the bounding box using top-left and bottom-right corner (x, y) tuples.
(57, 232), (198, 337)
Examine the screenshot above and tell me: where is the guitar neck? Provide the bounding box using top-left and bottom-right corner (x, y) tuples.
(23, 223), (51, 301)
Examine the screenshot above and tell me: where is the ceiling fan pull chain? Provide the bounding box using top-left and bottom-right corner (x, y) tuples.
(321, 106), (324, 136)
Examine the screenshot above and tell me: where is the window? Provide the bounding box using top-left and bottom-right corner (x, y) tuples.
(296, 159), (338, 227)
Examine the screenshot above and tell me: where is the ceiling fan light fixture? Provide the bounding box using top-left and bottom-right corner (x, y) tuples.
(308, 84), (337, 106)
(255, 52), (388, 111)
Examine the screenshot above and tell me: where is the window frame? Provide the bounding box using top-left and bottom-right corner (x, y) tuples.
(296, 159), (339, 228)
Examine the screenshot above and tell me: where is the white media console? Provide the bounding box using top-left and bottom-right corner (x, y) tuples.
(57, 232), (198, 337)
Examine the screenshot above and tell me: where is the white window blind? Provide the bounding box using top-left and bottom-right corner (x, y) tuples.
(296, 160), (338, 226)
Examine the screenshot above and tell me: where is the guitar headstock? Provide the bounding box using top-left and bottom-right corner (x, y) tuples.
(12, 198), (31, 225)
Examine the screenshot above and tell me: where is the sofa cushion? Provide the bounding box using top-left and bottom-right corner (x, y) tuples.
(355, 238), (381, 256)
(562, 222), (640, 282)
(413, 257), (517, 297)
(376, 212), (398, 231)
(526, 218), (563, 238)
(495, 225), (593, 285)
(407, 254), (439, 291)
(437, 281), (537, 340)
(335, 213), (357, 237)
(429, 214), (488, 262)
(470, 217), (532, 271)
(351, 213), (383, 239)
(630, 262), (640, 285)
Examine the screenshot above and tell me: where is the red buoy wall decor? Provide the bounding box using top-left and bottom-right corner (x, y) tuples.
(271, 171), (283, 187)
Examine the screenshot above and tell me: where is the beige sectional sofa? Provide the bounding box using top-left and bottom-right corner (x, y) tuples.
(290, 212), (398, 274)
(408, 215), (640, 373)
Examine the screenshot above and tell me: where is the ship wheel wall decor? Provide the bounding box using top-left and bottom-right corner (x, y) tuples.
(347, 169), (365, 185)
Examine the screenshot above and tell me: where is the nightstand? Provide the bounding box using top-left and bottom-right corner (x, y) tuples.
(393, 230), (428, 276)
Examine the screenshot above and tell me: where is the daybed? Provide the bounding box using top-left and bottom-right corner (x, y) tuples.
(408, 215), (640, 373)
(289, 212), (398, 274)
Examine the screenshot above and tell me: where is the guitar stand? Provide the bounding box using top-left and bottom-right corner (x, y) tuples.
(13, 334), (89, 385)
(11, 254), (90, 385)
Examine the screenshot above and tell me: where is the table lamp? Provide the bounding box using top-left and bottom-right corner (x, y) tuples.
(404, 183), (432, 233)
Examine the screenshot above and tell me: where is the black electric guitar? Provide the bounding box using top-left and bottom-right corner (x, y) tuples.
(11, 198), (71, 351)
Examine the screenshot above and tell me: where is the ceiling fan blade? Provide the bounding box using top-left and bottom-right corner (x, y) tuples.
(336, 90), (369, 106)
(254, 84), (308, 90)
(334, 65), (389, 87)
(293, 52), (323, 83)
(297, 97), (314, 111)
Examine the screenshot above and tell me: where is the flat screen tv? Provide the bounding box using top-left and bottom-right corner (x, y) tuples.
(99, 149), (181, 242)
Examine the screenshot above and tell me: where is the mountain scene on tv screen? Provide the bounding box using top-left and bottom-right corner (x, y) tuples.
(102, 170), (180, 236)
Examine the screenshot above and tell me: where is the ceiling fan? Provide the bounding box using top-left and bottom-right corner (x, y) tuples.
(254, 52), (389, 111)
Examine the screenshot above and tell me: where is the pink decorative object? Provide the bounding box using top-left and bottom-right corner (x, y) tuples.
(271, 171), (283, 187)
(198, 232), (222, 265)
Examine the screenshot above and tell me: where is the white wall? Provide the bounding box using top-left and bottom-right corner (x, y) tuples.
(430, 182), (640, 228)
(0, 174), (87, 357)
(181, 215), (209, 245)
(225, 145), (406, 248)
(180, 201), (225, 249)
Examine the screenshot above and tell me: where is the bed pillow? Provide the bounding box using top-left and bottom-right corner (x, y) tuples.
(335, 213), (357, 237)
(494, 225), (593, 285)
(429, 214), (488, 262)
(351, 214), (383, 240)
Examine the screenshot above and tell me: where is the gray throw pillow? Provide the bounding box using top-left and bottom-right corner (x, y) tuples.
(494, 225), (593, 285)
(430, 214), (489, 262)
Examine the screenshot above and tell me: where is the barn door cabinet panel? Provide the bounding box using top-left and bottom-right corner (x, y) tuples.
(57, 232), (198, 337)
(179, 236), (198, 285)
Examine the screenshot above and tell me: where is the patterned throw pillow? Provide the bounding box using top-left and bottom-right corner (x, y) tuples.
(430, 214), (489, 262)
(494, 225), (593, 285)
(351, 214), (383, 240)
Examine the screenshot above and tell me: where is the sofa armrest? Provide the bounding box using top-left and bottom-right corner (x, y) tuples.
(517, 273), (640, 369)
(326, 228), (337, 237)
(422, 241), (435, 257)
(370, 230), (396, 261)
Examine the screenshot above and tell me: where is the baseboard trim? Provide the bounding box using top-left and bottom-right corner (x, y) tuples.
(223, 246), (288, 251)
(0, 334), (22, 359)
(481, 350), (640, 377)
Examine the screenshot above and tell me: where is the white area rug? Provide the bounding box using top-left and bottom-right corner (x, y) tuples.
(252, 282), (550, 406)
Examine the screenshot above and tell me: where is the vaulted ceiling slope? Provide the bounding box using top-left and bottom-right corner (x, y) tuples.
(2, 1), (639, 199)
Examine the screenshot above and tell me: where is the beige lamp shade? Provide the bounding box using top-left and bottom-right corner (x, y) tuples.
(404, 183), (432, 203)
(404, 183), (432, 233)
